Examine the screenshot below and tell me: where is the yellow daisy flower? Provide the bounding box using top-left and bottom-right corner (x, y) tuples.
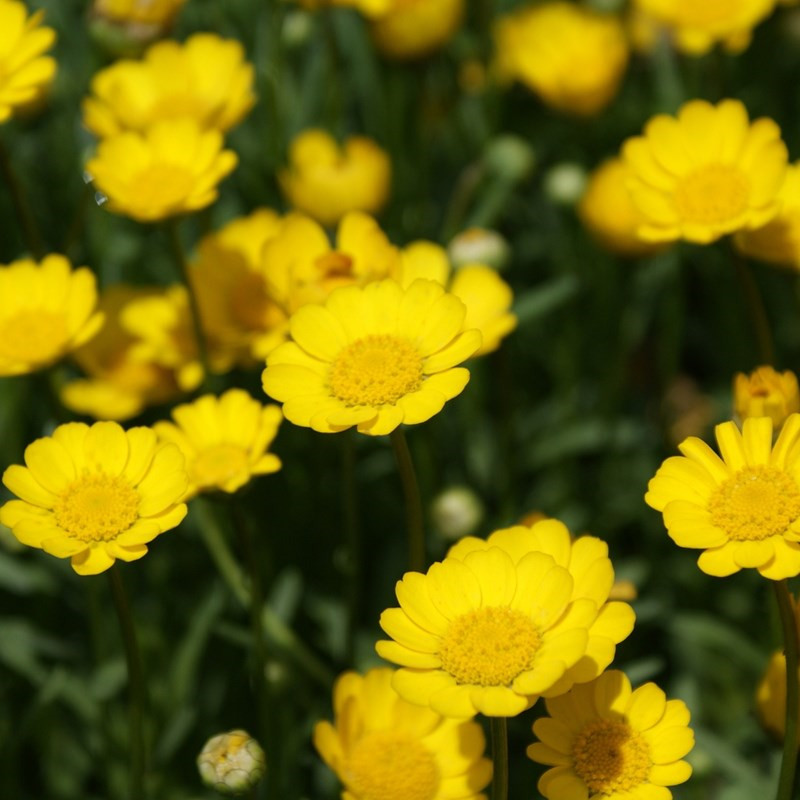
(91, 0), (187, 26)
(153, 389), (282, 499)
(369, 0), (464, 60)
(0, 0), (56, 124)
(262, 278), (481, 436)
(83, 34), (256, 138)
(376, 520), (635, 718)
(86, 118), (238, 222)
(734, 366), (800, 429)
(315, 667), (492, 800)
(0, 255), (104, 377)
(278, 129), (391, 227)
(646, 415), (800, 579)
(622, 98), (788, 244)
(0, 421), (188, 575)
(527, 670), (694, 800)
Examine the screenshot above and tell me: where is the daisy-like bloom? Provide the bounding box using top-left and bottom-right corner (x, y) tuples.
(263, 278), (481, 436)
(0, 255), (104, 377)
(370, 0), (465, 60)
(279, 130), (391, 228)
(154, 390), (282, 499)
(733, 366), (800, 429)
(0, 1), (56, 124)
(83, 34), (256, 138)
(632, 0), (777, 55)
(315, 667), (492, 800)
(0, 421), (188, 575)
(493, 3), (629, 116)
(622, 98), (788, 244)
(527, 670), (694, 800)
(376, 519), (635, 717)
(86, 118), (238, 223)
(91, 0), (187, 26)
(646, 415), (800, 579)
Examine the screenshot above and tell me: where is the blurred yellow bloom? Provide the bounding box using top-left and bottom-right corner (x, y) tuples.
(0, 421), (188, 575)
(623, 98), (788, 244)
(295, 0), (390, 16)
(154, 390), (282, 498)
(494, 2), (629, 116)
(0, 255), (103, 376)
(83, 34), (255, 138)
(0, 1), (56, 124)
(86, 118), (238, 222)
(733, 366), (800, 428)
(632, 0), (777, 54)
(92, 0), (187, 26)
(578, 157), (666, 258)
(278, 129), (391, 227)
(314, 668), (492, 800)
(370, 0), (464, 60)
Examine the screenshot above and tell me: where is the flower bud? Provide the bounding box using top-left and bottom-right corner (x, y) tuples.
(448, 228), (510, 271)
(544, 162), (587, 206)
(431, 486), (484, 541)
(483, 135), (536, 183)
(197, 730), (265, 796)
(733, 366), (800, 430)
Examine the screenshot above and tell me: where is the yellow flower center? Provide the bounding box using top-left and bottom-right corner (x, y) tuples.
(438, 606), (541, 687)
(709, 465), (800, 541)
(572, 719), (651, 794)
(674, 165), (750, 226)
(54, 473), (140, 542)
(676, 0), (742, 26)
(329, 334), (423, 407)
(344, 731), (439, 800)
(0, 310), (68, 365)
(130, 163), (195, 210)
(191, 444), (249, 489)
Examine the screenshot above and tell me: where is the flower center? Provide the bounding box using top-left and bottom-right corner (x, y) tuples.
(344, 731), (439, 800)
(54, 473), (140, 542)
(572, 719), (651, 795)
(438, 606), (541, 687)
(674, 165), (750, 226)
(0, 310), (68, 366)
(131, 163), (195, 210)
(709, 465), (800, 541)
(329, 334), (423, 407)
(191, 444), (249, 490)
(315, 251), (355, 280)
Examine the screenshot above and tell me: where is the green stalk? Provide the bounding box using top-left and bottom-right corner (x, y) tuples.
(0, 137), (45, 258)
(390, 428), (426, 573)
(342, 433), (362, 665)
(773, 580), (799, 800)
(733, 249), (774, 365)
(490, 717), (509, 800)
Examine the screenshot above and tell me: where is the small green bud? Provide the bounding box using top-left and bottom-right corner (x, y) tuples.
(448, 228), (511, 271)
(431, 486), (484, 541)
(543, 162), (588, 206)
(197, 729), (266, 796)
(483, 135), (536, 183)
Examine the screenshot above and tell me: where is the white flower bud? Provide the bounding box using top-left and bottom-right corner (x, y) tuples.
(448, 228), (511, 271)
(431, 486), (484, 541)
(544, 162), (588, 206)
(197, 729), (266, 796)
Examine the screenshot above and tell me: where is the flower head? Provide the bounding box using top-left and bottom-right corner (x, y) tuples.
(0, 421), (188, 575)
(370, 0), (464, 60)
(197, 729), (265, 795)
(622, 98), (788, 244)
(527, 670), (694, 800)
(263, 278), (481, 436)
(0, 255), (103, 376)
(646, 414), (800, 579)
(278, 129), (391, 227)
(315, 667), (492, 800)
(734, 366), (800, 429)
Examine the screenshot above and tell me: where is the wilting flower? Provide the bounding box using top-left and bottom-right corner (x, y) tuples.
(369, 0), (464, 60)
(733, 366), (800, 429)
(197, 729), (266, 795)
(0, 421), (187, 575)
(314, 667), (492, 800)
(622, 98), (787, 244)
(527, 670), (694, 800)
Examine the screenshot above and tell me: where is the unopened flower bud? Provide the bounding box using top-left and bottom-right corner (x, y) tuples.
(431, 486), (484, 541)
(544, 162), (587, 206)
(733, 366), (800, 429)
(483, 135), (536, 183)
(197, 730), (265, 796)
(448, 228), (511, 271)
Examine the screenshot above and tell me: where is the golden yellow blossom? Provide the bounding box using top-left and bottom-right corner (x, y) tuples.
(733, 366), (800, 429)
(370, 0), (464, 60)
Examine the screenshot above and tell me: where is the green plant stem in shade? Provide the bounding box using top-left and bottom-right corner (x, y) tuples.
(107, 565), (147, 800)
(390, 428), (426, 573)
(342, 433), (362, 665)
(490, 717), (509, 800)
(0, 137), (45, 258)
(733, 249), (774, 365)
(773, 579), (799, 800)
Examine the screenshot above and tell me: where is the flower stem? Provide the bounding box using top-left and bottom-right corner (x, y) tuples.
(773, 579), (799, 800)
(390, 428), (426, 573)
(342, 433), (361, 664)
(0, 137), (45, 258)
(490, 717), (509, 800)
(733, 248), (774, 365)
(107, 565), (147, 800)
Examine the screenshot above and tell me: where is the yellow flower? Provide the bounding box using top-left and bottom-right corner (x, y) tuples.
(314, 667), (492, 800)
(263, 278), (481, 436)
(0, 1), (56, 124)
(493, 2), (629, 116)
(632, 0), (777, 54)
(0, 421), (188, 575)
(296, 0), (390, 16)
(734, 366), (800, 429)
(370, 0), (464, 60)
(86, 118), (238, 222)
(83, 34), (256, 138)
(0, 255), (103, 377)
(527, 670), (694, 800)
(91, 0), (187, 26)
(646, 415), (800, 579)
(278, 129), (391, 227)
(376, 520), (635, 717)
(622, 98), (788, 244)
(578, 158), (667, 257)
(154, 390), (282, 499)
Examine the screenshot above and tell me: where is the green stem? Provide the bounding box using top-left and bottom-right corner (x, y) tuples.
(773, 580), (799, 800)
(390, 428), (426, 573)
(490, 717), (509, 800)
(733, 249), (774, 365)
(107, 566), (147, 800)
(0, 137), (45, 258)
(342, 433), (361, 665)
